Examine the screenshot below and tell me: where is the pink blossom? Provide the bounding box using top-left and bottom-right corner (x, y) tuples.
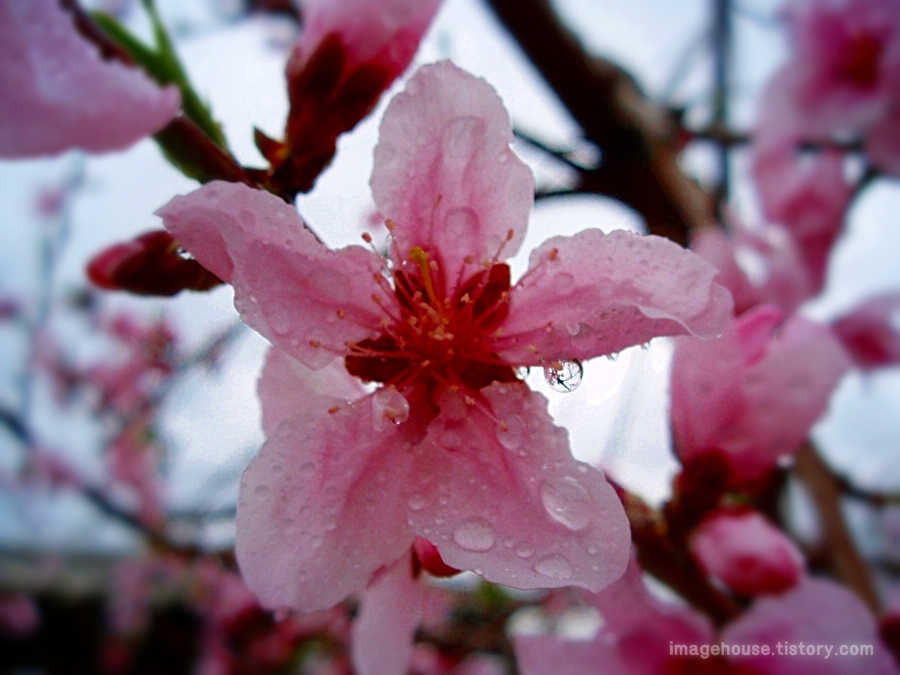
(832, 292), (900, 368)
(159, 62), (732, 612)
(671, 305), (852, 484)
(757, 0), (900, 141)
(752, 143), (852, 290)
(106, 421), (164, 528)
(690, 510), (805, 596)
(0, 0), (180, 158)
(264, 0), (443, 194)
(516, 561), (898, 675)
(693, 222), (815, 316)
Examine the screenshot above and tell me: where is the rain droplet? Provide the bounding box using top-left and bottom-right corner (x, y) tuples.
(453, 518), (496, 552)
(587, 545), (598, 555)
(407, 494), (427, 511)
(534, 553), (573, 580)
(299, 462), (315, 476)
(555, 272), (575, 294)
(371, 387), (410, 431)
(543, 360), (583, 392)
(515, 366), (531, 380)
(254, 484), (270, 496)
(541, 477), (592, 530)
(515, 543), (534, 559)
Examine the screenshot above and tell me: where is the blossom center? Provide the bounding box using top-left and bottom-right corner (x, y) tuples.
(345, 248), (517, 392)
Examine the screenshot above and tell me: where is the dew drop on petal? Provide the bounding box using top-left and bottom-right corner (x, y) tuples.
(534, 553), (573, 580)
(453, 518), (496, 552)
(254, 484), (269, 496)
(372, 387), (410, 431)
(515, 366), (530, 380)
(515, 543), (534, 559)
(540, 477), (592, 530)
(555, 272), (575, 294)
(407, 494), (427, 511)
(543, 360), (583, 392)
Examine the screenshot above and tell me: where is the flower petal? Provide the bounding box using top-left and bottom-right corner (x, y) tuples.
(723, 578), (895, 675)
(496, 229), (733, 366)
(235, 375), (425, 612)
(0, 0), (180, 157)
(404, 382), (629, 593)
(158, 181), (386, 369)
(351, 553), (424, 675)
(672, 309), (852, 483)
(371, 61), (534, 284)
(258, 347), (367, 436)
(690, 510), (805, 596)
(296, 0), (442, 76)
(832, 292), (900, 369)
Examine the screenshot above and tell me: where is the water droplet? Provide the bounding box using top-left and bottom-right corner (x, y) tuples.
(587, 545), (598, 555)
(543, 360), (583, 392)
(269, 310), (292, 336)
(371, 387), (410, 431)
(515, 366), (531, 380)
(541, 477), (592, 530)
(515, 543), (534, 559)
(254, 484), (269, 496)
(272, 464), (283, 473)
(498, 415), (526, 450)
(299, 462), (315, 476)
(607, 352), (619, 362)
(407, 494), (427, 511)
(534, 553), (573, 580)
(453, 518), (496, 551)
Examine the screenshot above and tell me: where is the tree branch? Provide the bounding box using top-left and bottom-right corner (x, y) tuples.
(484, 0), (716, 245)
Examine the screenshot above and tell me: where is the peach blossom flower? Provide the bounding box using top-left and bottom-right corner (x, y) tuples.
(159, 62), (731, 613)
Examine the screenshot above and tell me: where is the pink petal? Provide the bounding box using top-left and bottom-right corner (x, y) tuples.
(235, 356), (423, 612)
(690, 511), (805, 596)
(672, 309), (852, 483)
(158, 181), (386, 369)
(294, 0), (442, 77)
(258, 347), (366, 436)
(590, 556), (713, 643)
(0, 0), (180, 157)
(832, 292), (900, 369)
(496, 229), (733, 366)
(723, 578), (896, 675)
(350, 552), (424, 675)
(405, 382), (630, 593)
(371, 61), (534, 284)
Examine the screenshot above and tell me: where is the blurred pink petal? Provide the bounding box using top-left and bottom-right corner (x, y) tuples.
(496, 229), (733, 366)
(752, 143), (851, 289)
(723, 578), (897, 675)
(371, 61), (535, 284)
(671, 307), (852, 483)
(832, 292), (900, 368)
(0, 0), (180, 157)
(691, 510), (805, 596)
(0, 594), (39, 638)
(351, 553), (424, 675)
(866, 111), (900, 174)
(757, 0), (900, 140)
(693, 223), (816, 316)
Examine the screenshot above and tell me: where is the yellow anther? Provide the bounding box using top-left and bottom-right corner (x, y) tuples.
(409, 246), (440, 306)
(309, 339), (321, 348)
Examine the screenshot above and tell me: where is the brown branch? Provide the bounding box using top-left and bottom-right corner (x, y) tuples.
(616, 485), (742, 627)
(484, 0), (716, 245)
(793, 443), (881, 612)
